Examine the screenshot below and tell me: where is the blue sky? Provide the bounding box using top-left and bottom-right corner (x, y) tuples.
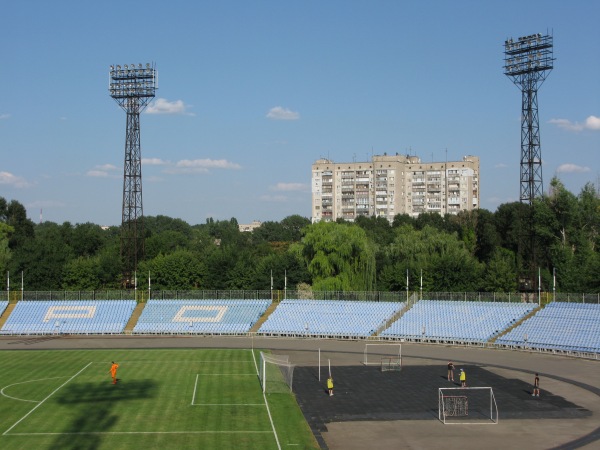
(1, 0), (598, 226)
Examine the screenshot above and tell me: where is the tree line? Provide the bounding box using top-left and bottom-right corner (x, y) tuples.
(1, 177), (598, 293)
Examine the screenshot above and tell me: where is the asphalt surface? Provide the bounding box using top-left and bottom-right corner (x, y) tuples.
(1, 335), (598, 450)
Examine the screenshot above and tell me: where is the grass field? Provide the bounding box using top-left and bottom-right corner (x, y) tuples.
(0, 348), (319, 450)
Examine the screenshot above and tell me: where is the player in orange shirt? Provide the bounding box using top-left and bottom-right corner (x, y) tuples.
(109, 361), (119, 384)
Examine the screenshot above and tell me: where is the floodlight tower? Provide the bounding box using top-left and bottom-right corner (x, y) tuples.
(503, 33), (554, 293)
(109, 63), (157, 286)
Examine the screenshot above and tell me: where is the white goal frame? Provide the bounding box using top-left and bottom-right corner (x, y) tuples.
(438, 387), (498, 424)
(363, 343), (402, 370)
(259, 351), (295, 393)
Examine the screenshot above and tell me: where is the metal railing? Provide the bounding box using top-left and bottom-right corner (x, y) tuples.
(6, 290), (599, 304)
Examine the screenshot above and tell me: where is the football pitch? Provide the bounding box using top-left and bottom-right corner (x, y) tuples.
(0, 348), (319, 450)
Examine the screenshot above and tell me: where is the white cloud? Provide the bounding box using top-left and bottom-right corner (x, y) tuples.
(96, 164), (118, 171)
(165, 158), (242, 174)
(556, 163), (591, 174)
(142, 158), (169, 166)
(0, 114), (10, 120)
(270, 182), (308, 192)
(585, 115), (600, 130)
(101, 157), (242, 175)
(494, 163), (508, 169)
(0, 171), (31, 188)
(86, 164), (119, 178)
(266, 106), (300, 120)
(549, 115), (600, 132)
(146, 98), (193, 115)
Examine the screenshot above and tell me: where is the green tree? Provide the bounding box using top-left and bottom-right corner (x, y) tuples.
(62, 256), (101, 290)
(2, 199), (35, 249)
(381, 225), (482, 292)
(145, 230), (190, 259)
(10, 222), (74, 289)
(481, 248), (517, 292)
(577, 182), (600, 252)
(0, 222), (14, 290)
(293, 221), (376, 291)
(140, 249), (206, 290)
(474, 209), (501, 263)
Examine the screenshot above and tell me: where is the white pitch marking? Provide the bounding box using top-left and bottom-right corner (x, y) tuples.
(192, 403), (265, 406)
(3, 362), (92, 436)
(1, 377), (67, 403)
(8, 430), (273, 435)
(251, 349), (281, 450)
(194, 374), (256, 376)
(191, 374), (199, 405)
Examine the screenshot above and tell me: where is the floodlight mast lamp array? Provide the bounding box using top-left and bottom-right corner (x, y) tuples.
(109, 63), (157, 287)
(503, 33), (554, 204)
(503, 34), (554, 294)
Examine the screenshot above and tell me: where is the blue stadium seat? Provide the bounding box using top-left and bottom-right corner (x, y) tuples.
(257, 299), (403, 338)
(496, 302), (600, 353)
(133, 299), (270, 335)
(380, 300), (536, 344)
(0, 300), (136, 335)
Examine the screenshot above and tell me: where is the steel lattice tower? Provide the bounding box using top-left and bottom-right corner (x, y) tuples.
(504, 33), (554, 292)
(109, 63), (157, 286)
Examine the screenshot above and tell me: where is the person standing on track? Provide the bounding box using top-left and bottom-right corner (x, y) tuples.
(109, 361), (119, 384)
(327, 376), (334, 396)
(459, 368), (466, 387)
(532, 373), (540, 397)
(447, 361), (455, 382)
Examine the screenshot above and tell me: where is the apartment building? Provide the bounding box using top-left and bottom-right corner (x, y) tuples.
(311, 153), (479, 223)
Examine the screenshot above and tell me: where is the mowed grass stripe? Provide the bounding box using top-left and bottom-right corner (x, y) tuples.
(7, 352), (268, 434)
(194, 370), (264, 406)
(0, 349), (319, 450)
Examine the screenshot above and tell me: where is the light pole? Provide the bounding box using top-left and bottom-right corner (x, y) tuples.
(503, 33), (554, 296)
(109, 63), (157, 287)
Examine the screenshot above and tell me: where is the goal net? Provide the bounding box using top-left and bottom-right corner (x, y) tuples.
(381, 357), (402, 372)
(363, 343), (402, 371)
(438, 387), (498, 424)
(259, 351), (295, 393)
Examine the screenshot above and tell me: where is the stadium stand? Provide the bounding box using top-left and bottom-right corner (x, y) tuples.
(495, 302), (600, 354)
(380, 300), (536, 344)
(0, 301), (8, 316)
(257, 299), (404, 338)
(0, 300), (136, 334)
(132, 299), (270, 334)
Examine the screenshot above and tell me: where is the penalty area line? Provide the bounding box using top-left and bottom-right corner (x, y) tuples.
(191, 374), (199, 405)
(3, 362), (93, 436)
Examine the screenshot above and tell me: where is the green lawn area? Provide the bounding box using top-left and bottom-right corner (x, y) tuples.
(0, 348), (319, 450)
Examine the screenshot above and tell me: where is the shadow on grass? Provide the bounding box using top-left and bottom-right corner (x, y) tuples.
(48, 380), (157, 450)
(49, 404), (117, 450)
(56, 380), (157, 404)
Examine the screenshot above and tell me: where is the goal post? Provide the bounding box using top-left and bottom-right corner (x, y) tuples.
(259, 351), (295, 393)
(381, 357), (402, 372)
(363, 343), (402, 371)
(438, 387), (498, 424)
